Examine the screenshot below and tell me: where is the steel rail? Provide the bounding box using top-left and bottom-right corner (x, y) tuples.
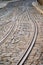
(17, 17), (38, 65)
(0, 7), (26, 26)
(0, 8), (26, 46)
(0, 18), (18, 45)
(0, 0), (23, 26)
(0, 25), (14, 46)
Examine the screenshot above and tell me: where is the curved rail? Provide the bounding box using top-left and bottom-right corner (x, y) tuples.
(0, 18), (18, 45)
(0, 8), (26, 46)
(17, 17), (38, 65)
(0, 24), (14, 45)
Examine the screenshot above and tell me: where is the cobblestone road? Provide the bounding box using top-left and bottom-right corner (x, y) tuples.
(0, 0), (43, 65)
(24, 7), (43, 65)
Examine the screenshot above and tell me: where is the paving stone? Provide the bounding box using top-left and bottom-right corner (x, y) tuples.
(0, 0), (43, 65)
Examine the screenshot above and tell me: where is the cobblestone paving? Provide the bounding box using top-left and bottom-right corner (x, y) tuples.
(0, 6), (35, 65)
(0, 0), (43, 65)
(24, 7), (43, 65)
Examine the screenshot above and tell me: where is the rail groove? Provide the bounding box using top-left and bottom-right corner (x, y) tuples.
(0, 9), (27, 46)
(0, 18), (19, 46)
(17, 16), (38, 65)
(0, 6), (38, 65)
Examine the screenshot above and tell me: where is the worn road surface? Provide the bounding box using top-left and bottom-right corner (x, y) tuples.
(0, 0), (43, 65)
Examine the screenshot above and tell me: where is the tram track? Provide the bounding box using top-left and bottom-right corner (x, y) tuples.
(0, 10), (38, 65)
(0, 18), (19, 46)
(0, 8), (27, 46)
(0, 24), (14, 45)
(17, 15), (38, 65)
(0, 1), (38, 64)
(0, 9), (17, 45)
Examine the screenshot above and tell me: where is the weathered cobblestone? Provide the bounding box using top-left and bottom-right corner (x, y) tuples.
(0, 6), (35, 65)
(0, 0), (43, 65)
(24, 6), (43, 65)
